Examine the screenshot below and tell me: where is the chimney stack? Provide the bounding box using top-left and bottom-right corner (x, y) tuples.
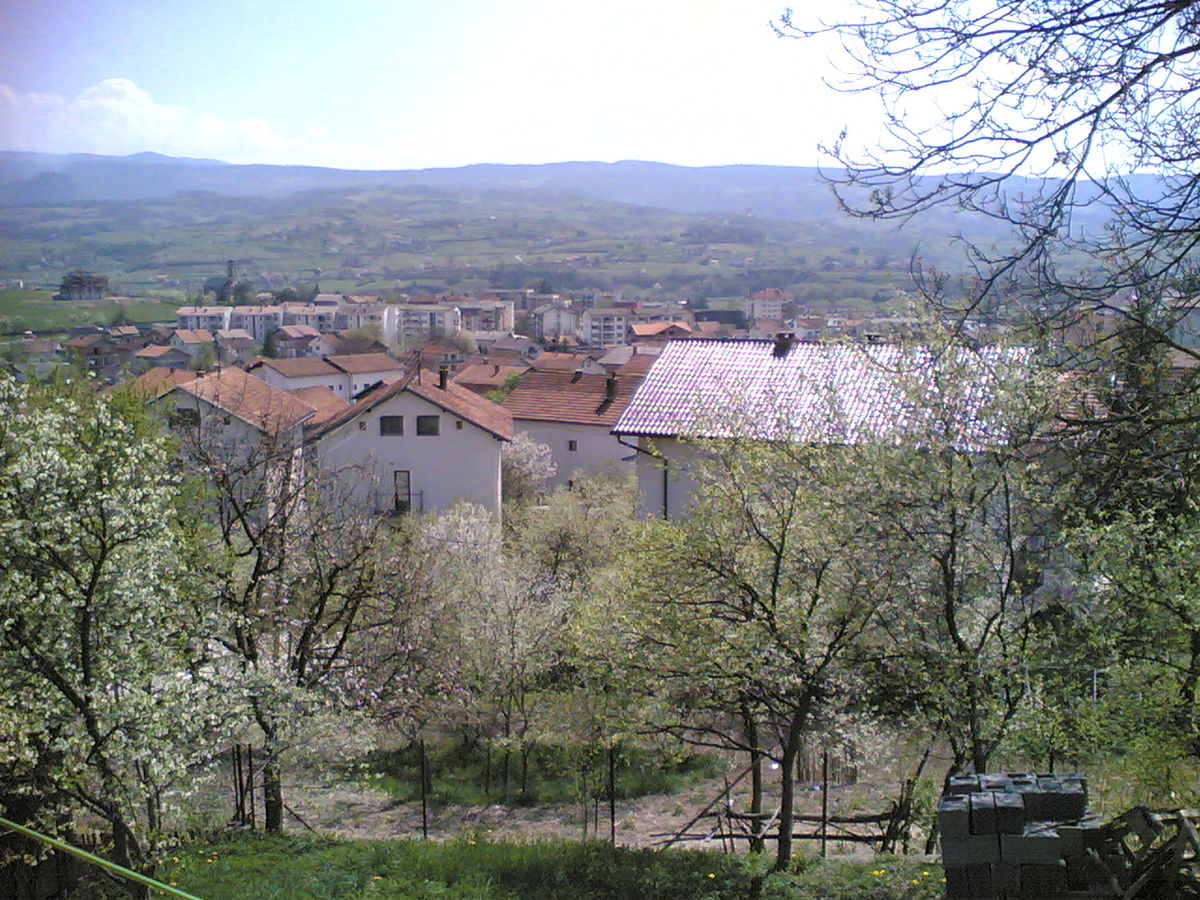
(605, 373), (618, 402)
(773, 332), (795, 358)
(438, 365), (449, 390)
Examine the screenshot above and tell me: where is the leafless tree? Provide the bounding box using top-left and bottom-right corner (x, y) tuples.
(779, 1), (1200, 351)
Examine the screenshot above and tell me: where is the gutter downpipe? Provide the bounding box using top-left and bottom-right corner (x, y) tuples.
(615, 433), (670, 520)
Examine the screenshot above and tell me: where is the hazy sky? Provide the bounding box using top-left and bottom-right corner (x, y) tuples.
(0, 0), (885, 170)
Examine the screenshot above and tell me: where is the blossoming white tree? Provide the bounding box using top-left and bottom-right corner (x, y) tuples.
(0, 378), (234, 894)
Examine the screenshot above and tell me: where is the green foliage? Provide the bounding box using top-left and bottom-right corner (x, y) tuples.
(484, 374), (522, 404)
(771, 857), (945, 900)
(0, 377), (235, 869)
(358, 742), (720, 807)
(152, 835), (947, 900)
(159, 834), (748, 900)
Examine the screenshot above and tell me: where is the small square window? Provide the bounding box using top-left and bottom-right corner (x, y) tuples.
(380, 415), (404, 435)
(416, 415), (440, 436)
(456, 420), (463, 430)
(567, 440), (578, 452)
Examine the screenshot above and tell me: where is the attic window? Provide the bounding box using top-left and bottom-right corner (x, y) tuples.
(380, 415), (404, 435)
(416, 415), (440, 436)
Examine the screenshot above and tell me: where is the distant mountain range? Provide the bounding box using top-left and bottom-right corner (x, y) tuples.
(0, 151), (867, 221)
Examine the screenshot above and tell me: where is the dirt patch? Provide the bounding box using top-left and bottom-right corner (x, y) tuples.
(278, 761), (925, 855)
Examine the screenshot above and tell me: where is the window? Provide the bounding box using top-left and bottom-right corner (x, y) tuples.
(416, 415), (440, 436)
(380, 415), (404, 435)
(567, 440), (578, 452)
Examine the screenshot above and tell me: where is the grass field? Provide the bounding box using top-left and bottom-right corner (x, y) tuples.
(136, 834), (946, 900)
(0, 289), (180, 333)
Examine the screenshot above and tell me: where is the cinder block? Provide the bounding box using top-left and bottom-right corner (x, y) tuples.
(991, 860), (1021, 892)
(943, 834), (1001, 864)
(1001, 829), (1063, 864)
(967, 862), (1000, 898)
(944, 864), (972, 897)
(1019, 861), (1067, 895)
(939, 795), (971, 840)
(1038, 781), (1087, 820)
(1058, 815), (1104, 854)
(993, 792), (1025, 834)
(979, 773), (1012, 792)
(947, 774), (981, 796)
(1012, 782), (1041, 821)
(970, 792), (997, 835)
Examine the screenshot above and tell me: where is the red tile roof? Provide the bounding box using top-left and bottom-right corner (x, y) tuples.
(327, 352), (408, 374)
(311, 367), (512, 441)
(248, 357), (340, 378)
(135, 344), (185, 359)
(125, 367), (197, 399)
(502, 371), (643, 428)
(529, 352), (592, 372)
(174, 329), (214, 344)
(614, 353), (658, 376)
(452, 363), (530, 393)
(291, 385), (351, 426)
(630, 321), (691, 337)
(275, 324), (321, 341)
(176, 367), (316, 435)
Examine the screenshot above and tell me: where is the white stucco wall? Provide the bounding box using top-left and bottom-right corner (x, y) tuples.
(515, 421), (634, 488)
(314, 391), (504, 516)
(631, 437), (705, 520)
(252, 367), (353, 396)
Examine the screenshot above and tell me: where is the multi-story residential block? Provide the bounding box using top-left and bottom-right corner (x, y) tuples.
(228, 306), (285, 342)
(457, 300), (515, 333)
(531, 303), (578, 341)
(744, 289), (792, 323)
(176, 306), (231, 332)
(580, 308), (631, 346)
(281, 305), (338, 332)
(385, 304), (462, 346)
(334, 301), (387, 332)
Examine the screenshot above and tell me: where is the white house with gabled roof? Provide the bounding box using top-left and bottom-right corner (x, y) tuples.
(308, 367), (513, 516)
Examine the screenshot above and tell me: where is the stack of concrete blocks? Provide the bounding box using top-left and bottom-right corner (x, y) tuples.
(939, 773), (1111, 898)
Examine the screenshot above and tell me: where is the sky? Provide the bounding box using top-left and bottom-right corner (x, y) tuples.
(0, 0), (885, 171)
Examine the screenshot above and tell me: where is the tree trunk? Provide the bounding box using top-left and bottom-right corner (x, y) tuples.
(262, 758), (283, 833)
(742, 705), (765, 854)
(774, 710), (807, 872)
(110, 815), (149, 900)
